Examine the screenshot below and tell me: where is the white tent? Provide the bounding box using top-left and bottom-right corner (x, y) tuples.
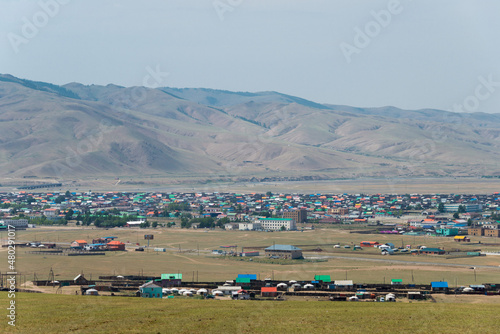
(197, 288), (208, 295)
(292, 283), (301, 288)
(183, 291), (193, 296)
(162, 288), (171, 294)
(289, 280), (297, 284)
(303, 284), (315, 289)
(348, 296), (358, 301)
(212, 290), (224, 296)
(463, 287), (474, 292)
(85, 288), (99, 296)
(170, 288), (179, 294)
(277, 283), (288, 289)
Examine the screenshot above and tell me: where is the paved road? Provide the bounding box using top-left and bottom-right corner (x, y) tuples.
(307, 254), (500, 270)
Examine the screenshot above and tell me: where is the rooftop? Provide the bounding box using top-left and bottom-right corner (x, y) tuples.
(265, 244), (302, 251)
(420, 248), (444, 252)
(431, 282), (449, 288)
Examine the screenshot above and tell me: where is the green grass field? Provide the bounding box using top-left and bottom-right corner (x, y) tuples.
(1, 227), (500, 284)
(1, 292), (500, 334)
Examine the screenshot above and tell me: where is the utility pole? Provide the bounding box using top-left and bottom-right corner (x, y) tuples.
(47, 268), (54, 287)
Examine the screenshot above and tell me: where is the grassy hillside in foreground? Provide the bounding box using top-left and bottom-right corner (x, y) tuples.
(1, 293), (500, 334)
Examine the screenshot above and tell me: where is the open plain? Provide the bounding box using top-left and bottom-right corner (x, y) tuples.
(2, 226), (500, 285)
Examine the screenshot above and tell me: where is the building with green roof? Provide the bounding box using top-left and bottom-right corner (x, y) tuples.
(314, 275), (331, 283)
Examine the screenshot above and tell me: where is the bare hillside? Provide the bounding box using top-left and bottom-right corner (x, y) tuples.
(1, 74), (499, 182)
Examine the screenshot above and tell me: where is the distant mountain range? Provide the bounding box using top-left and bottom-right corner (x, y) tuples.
(1, 73), (499, 183)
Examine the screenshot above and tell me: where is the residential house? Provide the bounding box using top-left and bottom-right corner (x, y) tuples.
(71, 240), (87, 249)
(139, 281), (162, 298)
(161, 273), (182, 287)
(360, 241), (379, 247)
(261, 287), (278, 297)
(314, 275), (331, 283)
(391, 279), (403, 285)
(431, 281), (449, 292)
(107, 240), (126, 251)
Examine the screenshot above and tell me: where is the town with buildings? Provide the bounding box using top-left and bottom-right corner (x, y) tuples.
(2, 189), (500, 305)
(1, 190), (499, 237)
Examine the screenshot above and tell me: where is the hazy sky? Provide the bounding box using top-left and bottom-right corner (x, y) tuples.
(1, 0), (499, 113)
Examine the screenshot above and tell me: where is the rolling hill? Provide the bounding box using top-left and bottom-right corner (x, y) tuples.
(1, 74), (499, 184)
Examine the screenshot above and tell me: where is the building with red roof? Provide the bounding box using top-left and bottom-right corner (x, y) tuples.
(107, 240), (126, 251)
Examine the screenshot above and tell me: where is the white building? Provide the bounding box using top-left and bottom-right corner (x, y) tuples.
(257, 218), (296, 231)
(238, 222), (262, 231)
(0, 219), (29, 229)
(216, 286), (242, 295)
(409, 220), (441, 228)
(443, 204), (482, 213)
(126, 221), (144, 227)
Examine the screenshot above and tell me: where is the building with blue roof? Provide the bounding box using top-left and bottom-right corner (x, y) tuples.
(237, 274), (257, 280)
(431, 281), (449, 291)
